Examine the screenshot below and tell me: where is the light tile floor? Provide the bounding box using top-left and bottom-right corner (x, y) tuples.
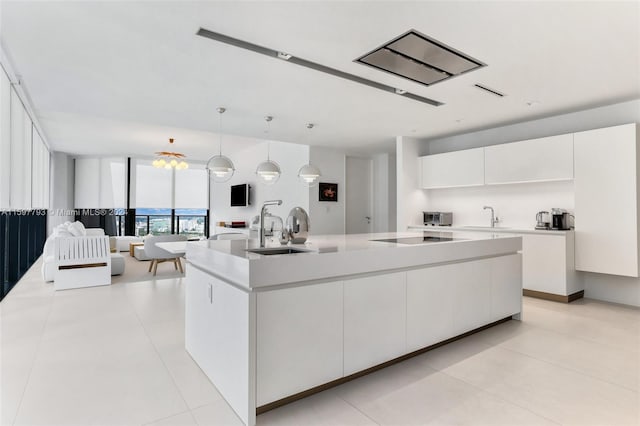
(2, 258), (639, 426)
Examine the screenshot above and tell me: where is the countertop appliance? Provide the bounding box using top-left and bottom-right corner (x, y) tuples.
(551, 208), (572, 230)
(535, 211), (550, 230)
(423, 211), (453, 226)
(286, 207), (310, 244)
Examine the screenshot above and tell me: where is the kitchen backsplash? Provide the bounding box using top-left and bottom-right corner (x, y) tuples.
(423, 180), (574, 229)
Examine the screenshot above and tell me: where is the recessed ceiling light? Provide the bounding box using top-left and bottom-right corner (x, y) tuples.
(526, 100), (541, 107)
(395, 88), (407, 94)
(277, 52), (292, 60)
(455, 119), (463, 123)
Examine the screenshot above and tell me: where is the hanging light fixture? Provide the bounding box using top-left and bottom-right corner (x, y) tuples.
(255, 115), (281, 185)
(298, 123), (322, 186)
(152, 138), (189, 170)
(206, 107), (235, 183)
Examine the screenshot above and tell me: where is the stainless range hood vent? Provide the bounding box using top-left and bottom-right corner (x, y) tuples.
(355, 30), (486, 87)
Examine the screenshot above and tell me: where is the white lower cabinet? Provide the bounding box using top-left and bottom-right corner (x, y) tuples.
(256, 281), (343, 406)
(451, 260), (492, 335)
(343, 272), (406, 375)
(406, 264), (456, 351)
(522, 233), (579, 297)
(490, 254), (523, 319)
(407, 255), (522, 351)
(185, 265), (254, 426)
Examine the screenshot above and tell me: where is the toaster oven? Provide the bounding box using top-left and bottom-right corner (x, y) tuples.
(423, 212), (453, 226)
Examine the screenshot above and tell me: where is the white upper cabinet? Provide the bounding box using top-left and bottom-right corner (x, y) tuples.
(484, 134), (574, 184)
(420, 148), (484, 189)
(574, 123), (638, 277)
(0, 68), (10, 209)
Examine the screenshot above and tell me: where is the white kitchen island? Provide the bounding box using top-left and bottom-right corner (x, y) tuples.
(184, 230), (523, 426)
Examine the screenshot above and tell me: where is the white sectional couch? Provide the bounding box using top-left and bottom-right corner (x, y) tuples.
(42, 221), (125, 287)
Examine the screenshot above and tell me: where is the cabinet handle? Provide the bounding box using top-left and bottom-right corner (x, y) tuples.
(207, 283), (213, 304)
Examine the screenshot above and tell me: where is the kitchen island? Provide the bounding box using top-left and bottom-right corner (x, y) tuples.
(184, 230), (522, 426)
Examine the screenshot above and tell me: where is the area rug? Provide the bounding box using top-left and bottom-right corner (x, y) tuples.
(111, 253), (185, 284)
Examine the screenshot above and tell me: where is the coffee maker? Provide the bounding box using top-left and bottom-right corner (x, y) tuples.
(551, 208), (571, 230)
(535, 211), (550, 230)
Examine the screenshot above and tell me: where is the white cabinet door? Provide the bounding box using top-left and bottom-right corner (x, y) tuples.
(344, 272), (406, 375)
(406, 264), (455, 351)
(452, 259), (492, 335)
(522, 234), (571, 295)
(490, 254), (522, 320)
(484, 134), (574, 184)
(257, 281), (343, 406)
(574, 123), (638, 277)
(184, 264), (254, 426)
(420, 148), (484, 189)
(0, 68), (10, 209)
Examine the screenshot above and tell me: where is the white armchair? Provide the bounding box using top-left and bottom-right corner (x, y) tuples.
(144, 235), (188, 276)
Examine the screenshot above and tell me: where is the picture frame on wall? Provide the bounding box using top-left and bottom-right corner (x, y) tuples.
(319, 182), (338, 202)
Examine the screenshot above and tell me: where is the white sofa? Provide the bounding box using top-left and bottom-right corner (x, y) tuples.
(42, 222), (125, 288)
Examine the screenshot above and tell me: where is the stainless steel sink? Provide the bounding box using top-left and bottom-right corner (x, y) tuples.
(247, 247), (309, 255)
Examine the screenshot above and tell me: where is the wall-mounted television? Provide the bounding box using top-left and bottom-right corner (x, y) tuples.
(230, 184), (251, 207)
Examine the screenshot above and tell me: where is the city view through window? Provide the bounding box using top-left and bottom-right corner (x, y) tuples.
(135, 208), (208, 239)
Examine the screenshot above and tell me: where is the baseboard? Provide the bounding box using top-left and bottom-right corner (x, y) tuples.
(523, 289), (584, 303)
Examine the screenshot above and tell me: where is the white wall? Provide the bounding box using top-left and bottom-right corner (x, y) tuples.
(396, 136), (428, 232)
(210, 141), (309, 232)
(308, 146), (345, 235)
(420, 99), (640, 307)
(373, 153), (396, 232)
(426, 181), (574, 229)
(48, 152), (75, 232)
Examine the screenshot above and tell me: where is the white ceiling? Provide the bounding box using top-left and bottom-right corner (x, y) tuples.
(1, 1), (639, 157)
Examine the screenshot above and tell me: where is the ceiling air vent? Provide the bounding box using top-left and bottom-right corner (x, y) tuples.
(355, 29), (485, 87)
(474, 84), (505, 97)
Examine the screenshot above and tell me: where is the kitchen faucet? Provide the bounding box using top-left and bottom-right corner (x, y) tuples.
(261, 200), (282, 247)
(483, 206), (499, 228)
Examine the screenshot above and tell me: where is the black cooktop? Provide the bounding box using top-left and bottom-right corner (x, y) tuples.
(371, 235), (463, 244)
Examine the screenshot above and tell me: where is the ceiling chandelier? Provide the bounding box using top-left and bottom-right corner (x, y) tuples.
(206, 107), (235, 183)
(298, 123), (322, 186)
(256, 115), (281, 185)
(152, 138), (189, 169)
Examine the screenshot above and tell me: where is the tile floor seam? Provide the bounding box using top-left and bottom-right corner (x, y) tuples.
(493, 337), (640, 394)
(9, 296), (55, 426)
(334, 393), (383, 426)
(435, 368), (563, 426)
(124, 286), (193, 424)
(140, 408), (195, 426)
(521, 310), (640, 352)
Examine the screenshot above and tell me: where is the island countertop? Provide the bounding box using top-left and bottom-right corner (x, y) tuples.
(186, 230), (522, 290)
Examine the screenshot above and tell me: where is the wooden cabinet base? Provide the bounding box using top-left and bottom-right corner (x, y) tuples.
(523, 289), (584, 303)
(256, 316), (512, 415)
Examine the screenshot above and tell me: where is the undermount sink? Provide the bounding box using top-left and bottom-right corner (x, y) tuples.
(247, 247), (310, 256)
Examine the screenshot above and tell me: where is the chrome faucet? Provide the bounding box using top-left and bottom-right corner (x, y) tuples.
(260, 200), (282, 247)
(483, 206), (498, 228)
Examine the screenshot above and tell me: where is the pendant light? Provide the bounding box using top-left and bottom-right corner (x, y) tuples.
(206, 107), (235, 183)
(152, 138), (189, 170)
(298, 123), (322, 187)
(255, 115), (281, 185)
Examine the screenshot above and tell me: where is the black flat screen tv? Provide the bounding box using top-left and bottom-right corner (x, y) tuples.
(230, 184), (250, 207)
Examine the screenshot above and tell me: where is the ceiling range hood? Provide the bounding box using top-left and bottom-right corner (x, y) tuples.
(356, 30), (486, 87)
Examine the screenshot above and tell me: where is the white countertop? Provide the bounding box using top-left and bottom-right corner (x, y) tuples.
(408, 225), (574, 236)
(186, 230), (522, 290)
